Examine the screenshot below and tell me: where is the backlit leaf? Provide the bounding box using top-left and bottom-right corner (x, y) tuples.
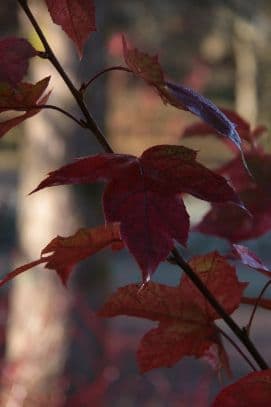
(0, 77), (50, 137)
(0, 223), (122, 286)
(45, 0), (96, 57)
(122, 35), (164, 86)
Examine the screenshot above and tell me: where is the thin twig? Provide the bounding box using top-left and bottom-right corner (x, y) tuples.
(246, 280), (271, 334)
(1, 104), (85, 128)
(80, 66), (132, 92)
(217, 326), (257, 372)
(17, 0), (113, 153)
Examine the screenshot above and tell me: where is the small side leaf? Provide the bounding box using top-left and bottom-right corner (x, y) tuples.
(122, 35), (164, 87)
(0, 223), (122, 286)
(0, 77), (50, 137)
(0, 37), (37, 85)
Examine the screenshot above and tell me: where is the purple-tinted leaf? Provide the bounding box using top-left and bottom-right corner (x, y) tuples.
(165, 82), (242, 153)
(231, 244), (271, 278)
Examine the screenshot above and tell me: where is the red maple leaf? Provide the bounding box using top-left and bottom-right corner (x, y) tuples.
(0, 223), (122, 286)
(45, 0), (96, 58)
(212, 369), (271, 406)
(0, 77), (51, 137)
(0, 37), (37, 85)
(196, 192), (271, 243)
(99, 252), (245, 373)
(196, 150), (271, 242)
(31, 144), (242, 281)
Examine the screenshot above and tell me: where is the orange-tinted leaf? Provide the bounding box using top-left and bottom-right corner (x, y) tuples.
(181, 252), (247, 320)
(0, 77), (50, 137)
(45, 0), (96, 58)
(122, 35), (164, 87)
(0, 223), (122, 286)
(41, 223), (122, 284)
(99, 281), (229, 373)
(0, 37), (37, 85)
(212, 370), (271, 406)
(32, 144), (241, 281)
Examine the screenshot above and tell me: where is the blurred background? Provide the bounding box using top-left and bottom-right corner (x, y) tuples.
(0, 0), (271, 405)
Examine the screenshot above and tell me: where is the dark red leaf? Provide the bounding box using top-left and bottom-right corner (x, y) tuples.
(104, 182), (189, 281)
(45, 0), (96, 58)
(32, 144), (241, 281)
(138, 320), (218, 373)
(0, 37), (37, 85)
(141, 145), (243, 204)
(212, 370), (271, 406)
(231, 244), (271, 278)
(0, 77), (50, 137)
(196, 186), (271, 242)
(218, 150), (271, 195)
(0, 223), (122, 286)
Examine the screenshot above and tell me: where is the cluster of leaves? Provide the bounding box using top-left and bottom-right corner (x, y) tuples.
(1, 0), (271, 405)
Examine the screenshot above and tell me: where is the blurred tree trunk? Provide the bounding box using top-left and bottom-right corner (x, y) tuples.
(1, 1), (109, 405)
(233, 17), (258, 125)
